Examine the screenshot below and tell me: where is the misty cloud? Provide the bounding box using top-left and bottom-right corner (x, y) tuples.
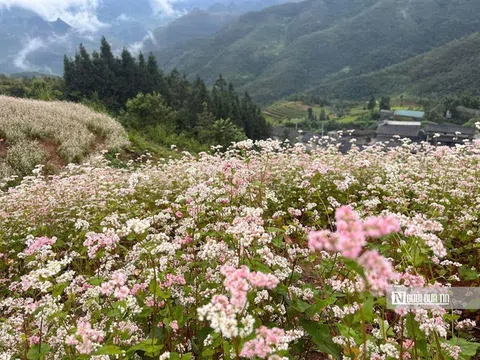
(0, 0), (182, 32)
(14, 37), (47, 71)
(0, 0), (108, 32)
(13, 33), (73, 72)
(128, 30), (157, 55)
(150, 0), (179, 16)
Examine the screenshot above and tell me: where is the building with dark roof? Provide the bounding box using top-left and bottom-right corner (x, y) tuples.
(380, 110), (395, 120)
(376, 123), (423, 142)
(456, 106), (480, 117)
(425, 124), (475, 145)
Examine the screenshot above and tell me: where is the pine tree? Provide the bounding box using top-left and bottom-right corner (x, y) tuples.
(368, 96), (376, 110)
(137, 53), (150, 95)
(100, 37), (116, 70)
(146, 53), (165, 96)
(63, 55), (75, 98)
(118, 48), (137, 105)
(72, 44), (94, 97)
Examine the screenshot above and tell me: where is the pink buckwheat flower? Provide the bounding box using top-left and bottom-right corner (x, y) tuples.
(358, 250), (398, 294)
(335, 206), (365, 258)
(24, 236), (56, 255)
(308, 230), (337, 252)
(100, 281), (114, 295)
(114, 285), (130, 300)
(363, 215), (400, 238)
(170, 320), (179, 332)
(83, 231), (119, 259)
(248, 272), (279, 289)
(240, 326), (286, 359)
(28, 336), (40, 345)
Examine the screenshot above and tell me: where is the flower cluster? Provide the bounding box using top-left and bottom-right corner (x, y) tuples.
(1, 139), (480, 359)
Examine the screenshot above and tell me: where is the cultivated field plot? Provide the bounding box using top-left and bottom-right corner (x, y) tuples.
(263, 101), (329, 123)
(1, 139), (480, 359)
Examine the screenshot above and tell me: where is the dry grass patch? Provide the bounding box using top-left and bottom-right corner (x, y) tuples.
(0, 96), (129, 178)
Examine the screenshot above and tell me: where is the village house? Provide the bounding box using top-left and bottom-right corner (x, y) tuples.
(425, 124), (476, 145)
(379, 109), (425, 121)
(456, 106), (480, 117)
(392, 110), (425, 121)
(375, 121), (423, 143)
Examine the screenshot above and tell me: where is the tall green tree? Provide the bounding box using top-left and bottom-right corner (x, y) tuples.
(118, 48), (137, 105)
(62, 37), (270, 144)
(367, 96), (376, 110)
(379, 96), (391, 110)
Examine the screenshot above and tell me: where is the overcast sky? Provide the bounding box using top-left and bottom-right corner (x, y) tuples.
(0, 0), (177, 32)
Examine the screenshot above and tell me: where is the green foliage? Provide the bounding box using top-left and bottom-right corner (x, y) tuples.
(309, 32), (480, 101)
(423, 93), (480, 125)
(198, 118), (247, 148)
(367, 96), (376, 111)
(0, 75), (64, 100)
(123, 93), (178, 131)
(379, 96), (391, 110)
(63, 38), (270, 147)
(154, 1), (480, 103)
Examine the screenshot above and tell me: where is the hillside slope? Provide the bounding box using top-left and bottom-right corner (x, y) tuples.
(149, 10), (238, 50)
(308, 32), (480, 99)
(154, 0), (480, 103)
(0, 96), (129, 181)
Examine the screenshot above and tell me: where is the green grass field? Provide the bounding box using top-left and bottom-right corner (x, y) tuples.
(263, 99), (428, 132)
(263, 101), (334, 124)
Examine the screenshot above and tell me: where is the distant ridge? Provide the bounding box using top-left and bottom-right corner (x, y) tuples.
(152, 0), (480, 103)
(308, 32), (480, 100)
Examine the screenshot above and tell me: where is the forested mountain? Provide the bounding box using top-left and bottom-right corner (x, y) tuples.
(0, 0), (292, 75)
(147, 10), (238, 50)
(145, 0), (291, 51)
(307, 32), (480, 100)
(153, 0), (480, 103)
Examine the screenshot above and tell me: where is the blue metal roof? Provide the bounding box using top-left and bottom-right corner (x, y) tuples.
(394, 110), (425, 118)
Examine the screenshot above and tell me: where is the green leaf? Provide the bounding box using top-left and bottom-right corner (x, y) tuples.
(448, 338), (480, 360)
(52, 283), (69, 297)
(272, 236), (285, 248)
(362, 295), (374, 322)
(88, 277), (105, 286)
(128, 340), (164, 357)
(95, 345), (124, 355)
(27, 344), (51, 360)
(343, 259), (365, 277)
(291, 299), (312, 313)
(267, 227), (284, 233)
(459, 267), (479, 281)
(300, 319), (341, 359)
(149, 279), (171, 299)
(305, 296), (336, 317)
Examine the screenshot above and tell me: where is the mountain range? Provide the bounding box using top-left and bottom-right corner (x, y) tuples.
(2, 0), (480, 104)
(0, 0), (287, 75)
(152, 0), (480, 103)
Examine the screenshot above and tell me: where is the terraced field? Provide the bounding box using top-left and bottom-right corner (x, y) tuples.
(263, 100), (372, 126)
(263, 101), (310, 122)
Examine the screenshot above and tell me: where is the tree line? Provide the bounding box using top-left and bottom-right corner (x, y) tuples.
(63, 37), (270, 143)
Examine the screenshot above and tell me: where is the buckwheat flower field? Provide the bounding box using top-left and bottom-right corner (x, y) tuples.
(1, 139), (480, 359)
